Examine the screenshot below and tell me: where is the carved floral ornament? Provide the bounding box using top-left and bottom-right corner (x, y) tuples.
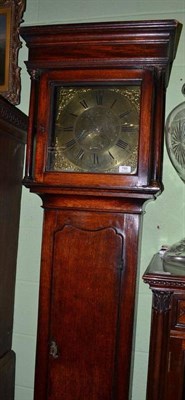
(0, 0), (26, 105)
(152, 290), (173, 312)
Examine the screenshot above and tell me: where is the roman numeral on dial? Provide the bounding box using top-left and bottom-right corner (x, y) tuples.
(80, 99), (88, 109)
(108, 151), (115, 160)
(64, 138), (76, 149)
(70, 113), (78, 118)
(76, 148), (85, 160)
(119, 110), (131, 119)
(63, 126), (73, 132)
(96, 90), (103, 105)
(121, 125), (136, 133)
(93, 153), (99, 164)
(116, 139), (128, 150)
(110, 99), (117, 109)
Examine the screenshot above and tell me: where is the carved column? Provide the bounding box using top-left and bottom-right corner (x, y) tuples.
(146, 290), (173, 400)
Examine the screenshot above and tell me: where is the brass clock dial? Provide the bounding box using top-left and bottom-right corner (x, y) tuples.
(47, 86), (140, 173)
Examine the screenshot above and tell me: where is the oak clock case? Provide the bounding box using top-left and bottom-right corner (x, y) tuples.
(20, 20), (181, 400)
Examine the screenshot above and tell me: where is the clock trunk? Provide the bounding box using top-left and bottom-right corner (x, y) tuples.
(35, 207), (140, 400)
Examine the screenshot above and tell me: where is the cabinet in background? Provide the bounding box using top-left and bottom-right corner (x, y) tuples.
(0, 97), (27, 399)
(143, 253), (185, 400)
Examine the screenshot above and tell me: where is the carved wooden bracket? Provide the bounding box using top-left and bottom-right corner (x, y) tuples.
(152, 290), (173, 312)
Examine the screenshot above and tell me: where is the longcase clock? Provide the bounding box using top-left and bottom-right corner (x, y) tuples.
(20, 20), (181, 400)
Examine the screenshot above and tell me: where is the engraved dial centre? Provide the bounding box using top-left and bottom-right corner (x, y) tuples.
(75, 106), (119, 152)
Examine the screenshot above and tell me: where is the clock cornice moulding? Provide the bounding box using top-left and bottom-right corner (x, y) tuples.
(20, 19), (182, 85)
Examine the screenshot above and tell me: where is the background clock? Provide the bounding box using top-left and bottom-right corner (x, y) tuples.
(47, 85), (140, 173)
(162, 89), (185, 272)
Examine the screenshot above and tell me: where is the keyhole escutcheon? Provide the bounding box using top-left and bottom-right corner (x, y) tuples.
(49, 340), (59, 359)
